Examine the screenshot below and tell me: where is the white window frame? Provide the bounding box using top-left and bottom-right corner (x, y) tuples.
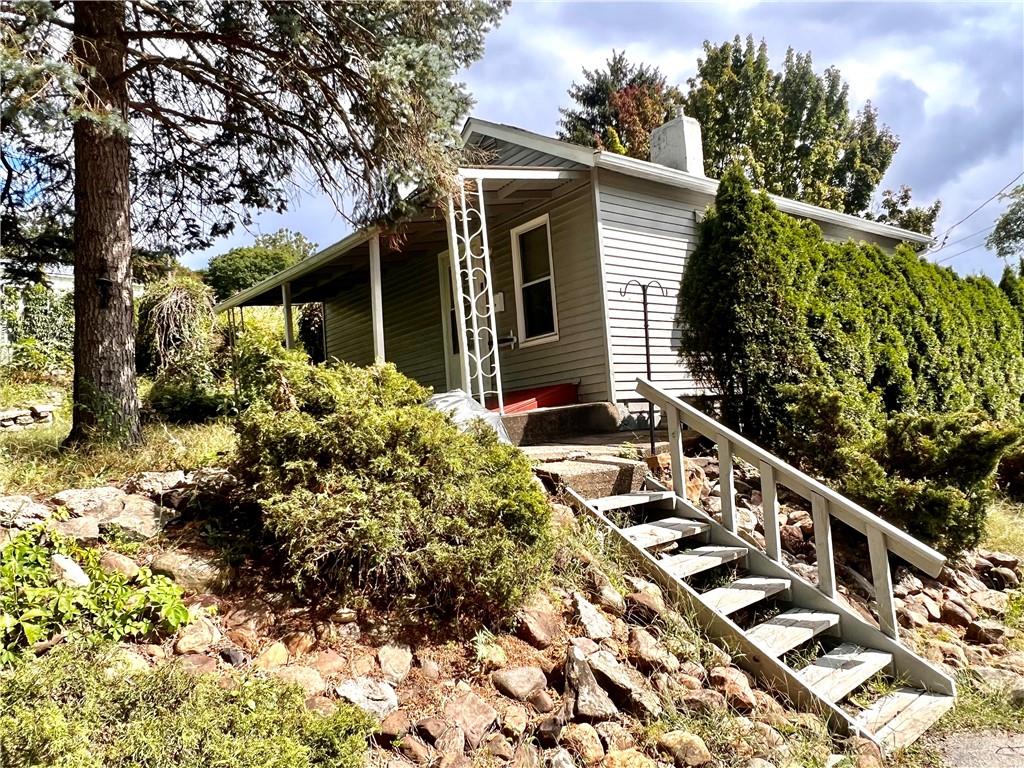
(510, 213), (559, 347)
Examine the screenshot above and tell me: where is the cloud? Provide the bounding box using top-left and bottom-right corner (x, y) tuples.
(184, 1), (1024, 280)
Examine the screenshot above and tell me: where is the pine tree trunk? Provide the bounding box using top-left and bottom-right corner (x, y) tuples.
(66, 0), (141, 445)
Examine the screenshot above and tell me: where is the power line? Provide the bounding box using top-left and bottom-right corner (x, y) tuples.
(935, 241), (990, 265)
(928, 223), (996, 255)
(932, 170), (1023, 248)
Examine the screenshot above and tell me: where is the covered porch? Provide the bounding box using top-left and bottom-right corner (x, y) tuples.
(214, 166), (589, 415)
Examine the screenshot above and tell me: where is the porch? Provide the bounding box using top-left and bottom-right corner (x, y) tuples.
(214, 165), (607, 415)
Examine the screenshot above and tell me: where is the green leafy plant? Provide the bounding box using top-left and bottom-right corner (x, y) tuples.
(0, 526), (189, 665)
(234, 361), (554, 625)
(0, 642), (376, 767)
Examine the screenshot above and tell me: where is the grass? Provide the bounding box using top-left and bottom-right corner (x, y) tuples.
(982, 497), (1024, 558)
(0, 376), (63, 409)
(0, 410), (237, 497)
(932, 672), (1024, 734)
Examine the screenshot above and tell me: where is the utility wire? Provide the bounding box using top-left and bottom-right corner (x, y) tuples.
(935, 240), (990, 265)
(932, 170), (1023, 249)
(928, 223), (996, 255)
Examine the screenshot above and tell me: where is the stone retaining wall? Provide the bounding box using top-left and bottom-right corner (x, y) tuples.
(0, 404), (56, 432)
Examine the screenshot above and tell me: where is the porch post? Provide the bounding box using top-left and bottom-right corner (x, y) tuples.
(369, 233), (384, 363)
(281, 282), (294, 349)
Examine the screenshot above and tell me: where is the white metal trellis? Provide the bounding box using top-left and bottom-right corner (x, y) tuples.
(445, 176), (504, 414)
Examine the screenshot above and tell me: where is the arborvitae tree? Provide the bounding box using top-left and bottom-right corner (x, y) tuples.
(3, 0), (508, 444)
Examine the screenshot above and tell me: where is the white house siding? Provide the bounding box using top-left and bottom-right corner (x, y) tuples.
(489, 184), (612, 403)
(597, 170), (707, 404)
(322, 255), (446, 391)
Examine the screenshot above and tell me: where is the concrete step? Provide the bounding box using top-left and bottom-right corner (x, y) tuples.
(534, 457), (645, 498)
(503, 403), (624, 446)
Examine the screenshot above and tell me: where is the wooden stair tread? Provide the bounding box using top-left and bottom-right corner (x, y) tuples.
(796, 643), (893, 703)
(856, 688), (956, 750)
(747, 608), (840, 656)
(590, 491), (676, 513)
(621, 518), (710, 549)
(701, 577), (791, 615)
(661, 546), (747, 578)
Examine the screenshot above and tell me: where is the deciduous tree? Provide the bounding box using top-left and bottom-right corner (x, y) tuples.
(205, 229), (317, 301)
(988, 183), (1024, 260)
(2, 0), (508, 444)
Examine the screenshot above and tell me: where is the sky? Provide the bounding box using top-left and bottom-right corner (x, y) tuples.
(184, 1), (1024, 280)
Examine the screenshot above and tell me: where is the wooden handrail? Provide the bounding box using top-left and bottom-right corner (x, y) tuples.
(636, 377), (944, 640)
(636, 378), (945, 576)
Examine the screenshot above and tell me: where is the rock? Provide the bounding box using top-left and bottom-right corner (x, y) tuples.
(940, 600), (973, 628)
(377, 643), (413, 683)
(743, 761), (776, 768)
(595, 722), (634, 752)
(624, 589), (666, 621)
(972, 666), (1024, 692)
(586, 650), (661, 721)
(486, 734), (516, 761)
(51, 486), (124, 516)
(397, 734), (433, 764)
(565, 646), (618, 721)
(50, 553), (90, 587)
(595, 585), (626, 617)
(751, 690), (788, 728)
(709, 666), (756, 711)
(220, 647), (247, 666)
(501, 704), (529, 739)
(227, 627), (260, 654)
(574, 592), (613, 640)
(174, 617), (219, 654)
(560, 723), (604, 765)
(314, 649), (347, 676)
(779, 525), (804, 554)
(95, 494), (174, 540)
(512, 743), (542, 768)
(847, 736), (884, 768)
(151, 551), (230, 593)
(676, 689), (726, 715)
(0, 495), (51, 528)
(178, 653), (219, 674)
(492, 666), (547, 701)
(50, 516), (100, 544)
(305, 695), (337, 716)
(897, 601), (929, 629)
(1011, 683), (1024, 708)
(420, 656), (441, 680)
(253, 641), (289, 669)
(547, 747), (576, 768)
(966, 619), (1011, 645)
(444, 691), (497, 749)
(627, 627), (679, 673)
(517, 593), (563, 649)
(538, 700), (574, 747)
(476, 636), (508, 670)
(434, 723), (466, 756)
(282, 630), (316, 658)
(99, 550), (139, 579)
(972, 589), (1009, 616)
(126, 470), (186, 497)
(415, 716), (449, 744)
(336, 676), (399, 719)
(657, 730), (712, 767)
(529, 689), (556, 713)
(992, 567), (1021, 589)
(274, 665), (326, 696)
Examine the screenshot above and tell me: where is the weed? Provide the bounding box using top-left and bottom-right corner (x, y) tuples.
(983, 498), (1024, 558)
(934, 671), (1024, 734)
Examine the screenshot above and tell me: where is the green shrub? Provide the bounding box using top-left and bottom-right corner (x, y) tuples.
(0, 642), (375, 768)
(144, 378), (231, 424)
(235, 361), (554, 625)
(0, 526), (189, 665)
(299, 302), (326, 363)
(679, 165), (1024, 555)
(999, 445), (1024, 501)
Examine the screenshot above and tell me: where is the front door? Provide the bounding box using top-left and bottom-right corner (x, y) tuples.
(437, 251), (464, 391)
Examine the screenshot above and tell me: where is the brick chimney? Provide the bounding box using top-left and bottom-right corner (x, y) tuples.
(650, 110), (705, 176)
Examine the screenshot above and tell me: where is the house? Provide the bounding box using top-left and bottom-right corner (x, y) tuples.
(214, 115), (931, 421)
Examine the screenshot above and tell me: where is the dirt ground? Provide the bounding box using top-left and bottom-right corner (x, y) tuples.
(933, 730), (1024, 768)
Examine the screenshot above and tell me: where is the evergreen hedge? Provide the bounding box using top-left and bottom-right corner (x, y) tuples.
(678, 166), (1024, 555)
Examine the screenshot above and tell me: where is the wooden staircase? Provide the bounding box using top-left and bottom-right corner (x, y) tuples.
(562, 379), (956, 753)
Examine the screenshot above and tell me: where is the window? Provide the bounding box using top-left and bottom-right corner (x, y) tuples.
(511, 214), (558, 345)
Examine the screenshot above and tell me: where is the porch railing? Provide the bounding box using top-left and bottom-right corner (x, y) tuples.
(635, 377), (946, 640)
